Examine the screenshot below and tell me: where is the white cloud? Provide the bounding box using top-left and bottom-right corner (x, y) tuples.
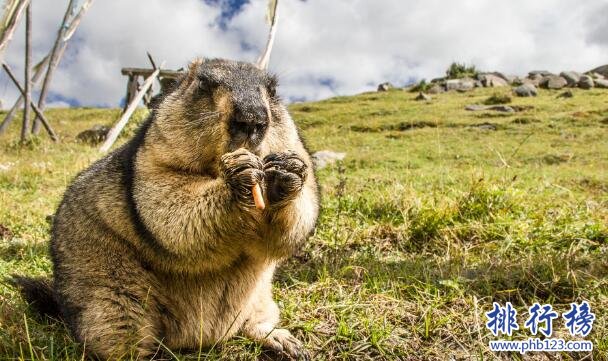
(1, 0), (607, 108)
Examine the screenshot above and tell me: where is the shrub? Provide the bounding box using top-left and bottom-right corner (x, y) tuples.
(483, 93), (512, 105)
(409, 79), (430, 93)
(445, 62), (478, 79)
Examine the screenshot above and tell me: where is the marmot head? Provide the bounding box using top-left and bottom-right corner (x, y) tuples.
(146, 58), (283, 175)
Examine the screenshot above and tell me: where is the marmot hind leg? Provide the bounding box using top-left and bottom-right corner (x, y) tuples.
(54, 249), (167, 360)
(77, 288), (160, 360)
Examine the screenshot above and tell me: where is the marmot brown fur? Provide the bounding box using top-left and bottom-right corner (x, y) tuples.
(14, 58), (319, 360)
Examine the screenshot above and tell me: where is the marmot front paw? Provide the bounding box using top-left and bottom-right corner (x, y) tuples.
(220, 148), (265, 207)
(263, 151), (307, 206)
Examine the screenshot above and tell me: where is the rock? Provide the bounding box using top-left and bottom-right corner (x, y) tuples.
(312, 150), (346, 169)
(560, 71), (582, 86)
(529, 70), (553, 77)
(465, 105), (487, 111)
(427, 83), (445, 94)
(526, 74), (543, 86)
(499, 74), (517, 84)
(591, 72), (606, 80)
(514, 83), (538, 97)
(465, 105), (514, 113)
(478, 73), (508, 87)
(446, 78), (475, 92)
(578, 75), (594, 89)
(557, 90), (574, 98)
(76, 125), (110, 144)
(588, 64), (608, 78)
(414, 92), (432, 101)
(471, 122), (497, 131)
(594, 78), (608, 88)
(377, 82), (393, 92)
(540, 75), (567, 89)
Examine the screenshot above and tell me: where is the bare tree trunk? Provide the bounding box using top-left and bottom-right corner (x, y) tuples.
(0, 0), (30, 63)
(0, 54), (50, 135)
(31, 0), (75, 134)
(2, 62), (58, 141)
(20, 3), (31, 143)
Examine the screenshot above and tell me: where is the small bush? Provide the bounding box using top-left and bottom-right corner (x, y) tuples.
(409, 79), (430, 93)
(483, 93), (512, 105)
(445, 62), (478, 79)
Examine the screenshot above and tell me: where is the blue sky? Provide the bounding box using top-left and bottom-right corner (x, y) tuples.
(1, 0), (607, 108)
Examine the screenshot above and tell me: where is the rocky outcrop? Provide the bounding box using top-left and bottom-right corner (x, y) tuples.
(540, 75), (567, 89)
(514, 83), (538, 97)
(377, 82), (393, 92)
(560, 71), (582, 87)
(578, 75), (594, 89)
(446, 78), (476, 91)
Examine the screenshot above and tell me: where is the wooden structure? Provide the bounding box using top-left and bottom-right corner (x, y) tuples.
(120, 67), (182, 111)
(0, 0), (94, 141)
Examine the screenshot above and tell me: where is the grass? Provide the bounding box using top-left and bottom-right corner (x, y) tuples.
(1, 85), (608, 360)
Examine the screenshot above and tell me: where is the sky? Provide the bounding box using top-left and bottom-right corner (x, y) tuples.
(1, 0), (607, 108)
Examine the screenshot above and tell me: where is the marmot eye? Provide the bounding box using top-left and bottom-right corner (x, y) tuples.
(198, 80), (215, 95)
(266, 77), (278, 98)
(197, 74), (219, 96)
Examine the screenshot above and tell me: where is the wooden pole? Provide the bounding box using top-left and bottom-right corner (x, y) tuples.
(31, 0), (75, 134)
(0, 0), (30, 63)
(256, 0), (279, 70)
(0, 54), (50, 135)
(61, 0), (94, 41)
(20, 3), (31, 142)
(100, 63), (164, 153)
(2, 63), (58, 142)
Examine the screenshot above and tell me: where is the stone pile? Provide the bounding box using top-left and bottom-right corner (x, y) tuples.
(378, 64), (608, 98)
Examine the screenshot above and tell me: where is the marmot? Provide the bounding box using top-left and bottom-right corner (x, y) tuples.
(13, 58), (319, 360)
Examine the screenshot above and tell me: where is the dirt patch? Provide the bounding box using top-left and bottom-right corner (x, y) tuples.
(512, 117), (540, 124)
(542, 154), (572, 165)
(351, 120), (437, 133)
(0, 224), (13, 239)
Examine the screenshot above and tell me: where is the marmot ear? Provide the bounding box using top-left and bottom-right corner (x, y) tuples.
(147, 78), (179, 110)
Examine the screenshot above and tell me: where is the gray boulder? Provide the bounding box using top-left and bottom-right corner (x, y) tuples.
(427, 83), (445, 94)
(529, 70), (553, 77)
(526, 74), (544, 86)
(377, 82), (393, 92)
(446, 78), (475, 91)
(478, 73), (508, 87)
(540, 75), (567, 89)
(560, 71), (582, 86)
(588, 64), (608, 78)
(579, 75), (594, 89)
(595, 78), (608, 88)
(312, 150), (346, 169)
(514, 83), (538, 97)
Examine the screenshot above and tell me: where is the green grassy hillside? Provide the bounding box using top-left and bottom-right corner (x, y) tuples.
(1, 86), (607, 360)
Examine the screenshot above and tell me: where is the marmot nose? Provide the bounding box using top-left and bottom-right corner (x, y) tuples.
(230, 105), (268, 137)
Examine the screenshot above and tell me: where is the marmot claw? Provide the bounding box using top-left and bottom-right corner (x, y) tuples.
(220, 148), (265, 207)
(263, 151), (307, 206)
